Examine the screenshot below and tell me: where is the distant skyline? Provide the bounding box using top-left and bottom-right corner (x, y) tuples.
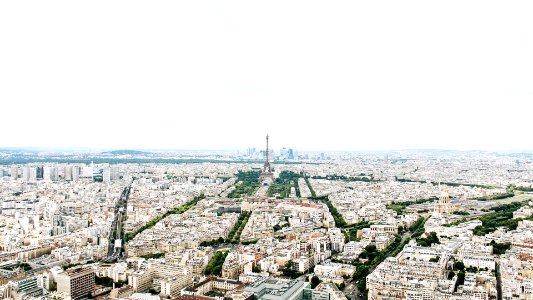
(1, 1), (532, 151)
(2, 146), (533, 155)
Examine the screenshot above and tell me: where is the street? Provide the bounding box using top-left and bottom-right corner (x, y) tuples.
(104, 184), (131, 261)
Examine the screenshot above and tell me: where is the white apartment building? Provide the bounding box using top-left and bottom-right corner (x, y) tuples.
(160, 275), (192, 298)
(56, 267), (95, 300)
(129, 269), (154, 292)
(463, 255), (496, 270)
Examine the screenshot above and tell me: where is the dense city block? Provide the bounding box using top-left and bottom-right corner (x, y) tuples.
(1, 148), (532, 300)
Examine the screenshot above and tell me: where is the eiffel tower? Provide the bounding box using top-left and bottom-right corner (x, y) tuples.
(259, 134), (274, 186)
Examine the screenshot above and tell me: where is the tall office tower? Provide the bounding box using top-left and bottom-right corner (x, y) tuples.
(280, 147), (289, 157)
(72, 166), (80, 181)
(247, 147), (256, 156)
(43, 167), (53, 181)
(64, 166), (73, 181)
(102, 167), (111, 182)
(288, 148), (295, 159)
(82, 165), (94, 179)
(22, 166), (37, 181)
(22, 166), (31, 182)
(110, 166), (120, 180)
(36, 166), (44, 179)
(10, 166), (18, 179)
(52, 167), (59, 181)
(56, 268), (95, 299)
(30, 167), (37, 181)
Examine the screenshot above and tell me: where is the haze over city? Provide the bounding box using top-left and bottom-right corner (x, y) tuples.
(1, 1), (533, 151)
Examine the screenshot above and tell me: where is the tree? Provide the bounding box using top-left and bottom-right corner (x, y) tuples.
(357, 279), (366, 293)
(353, 265), (369, 280)
(311, 276), (321, 289)
(416, 232), (440, 247)
(116, 280), (127, 288)
(492, 242), (512, 255)
(95, 276), (114, 287)
(281, 260), (303, 279)
(453, 261), (465, 271)
(429, 256), (440, 263)
(49, 281), (57, 292)
(18, 263), (32, 271)
(454, 271), (465, 292)
(448, 271), (456, 280)
(365, 245), (377, 253)
(204, 251), (229, 276)
(286, 260), (294, 270)
(359, 245), (379, 262)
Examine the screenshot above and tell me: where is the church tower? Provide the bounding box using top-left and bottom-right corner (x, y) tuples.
(433, 186), (454, 216)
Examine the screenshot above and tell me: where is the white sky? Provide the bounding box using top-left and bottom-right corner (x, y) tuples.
(1, 1), (532, 151)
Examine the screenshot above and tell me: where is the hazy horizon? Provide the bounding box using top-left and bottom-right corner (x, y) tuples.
(1, 1), (532, 151)
(1, 145), (533, 154)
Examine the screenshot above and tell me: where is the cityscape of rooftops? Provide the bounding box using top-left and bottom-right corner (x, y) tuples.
(1, 1), (533, 300)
